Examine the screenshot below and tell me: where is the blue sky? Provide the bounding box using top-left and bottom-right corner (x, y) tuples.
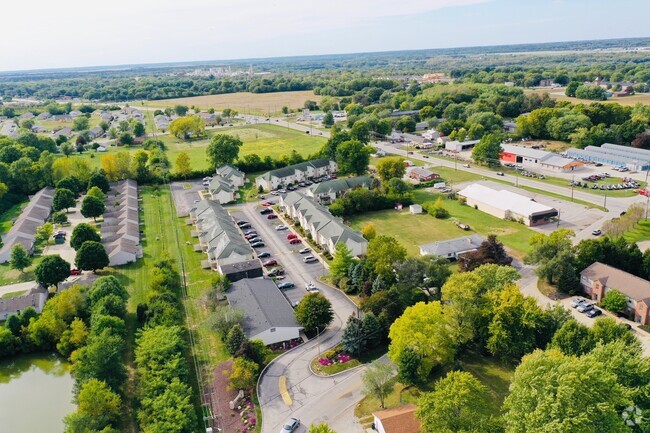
(1, 0), (648, 71)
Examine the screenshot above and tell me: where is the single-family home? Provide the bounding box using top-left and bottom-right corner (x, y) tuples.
(408, 167), (440, 182)
(458, 184), (558, 226)
(198, 112), (218, 125)
(18, 112), (35, 121)
(419, 234), (486, 259)
(226, 278), (303, 346)
(51, 127), (73, 140)
(280, 192), (368, 257)
(255, 159), (337, 191)
(580, 262), (650, 324)
(88, 126), (104, 139)
(372, 404), (420, 433)
(36, 112), (51, 121)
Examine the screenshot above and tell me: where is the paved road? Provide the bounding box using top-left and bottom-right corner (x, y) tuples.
(374, 141), (647, 242)
(240, 200), (364, 433)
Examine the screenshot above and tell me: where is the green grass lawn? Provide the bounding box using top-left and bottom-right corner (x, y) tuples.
(0, 200), (45, 285)
(348, 190), (535, 257)
(164, 124), (326, 172)
(624, 219), (650, 244)
(0, 200), (27, 234)
(354, 351), (513, 419)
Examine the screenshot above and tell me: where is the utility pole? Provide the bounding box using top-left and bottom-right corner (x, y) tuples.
(571, 174), (574, 202)
(603, 183), (608, 210)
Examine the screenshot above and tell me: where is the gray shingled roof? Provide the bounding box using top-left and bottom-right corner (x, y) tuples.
(420, 234), (486, 257)
(227, 278), (301, 338)
(308, 175), (372, 195)
(259, 159), (332, 181)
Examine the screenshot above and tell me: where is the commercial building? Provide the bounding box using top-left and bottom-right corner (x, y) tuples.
(255, 159), (337, 191)
(101, 180), (143, 266)
(500, 144), (583, 172)
(306, 175), (372, 204)
(458, 184), (558, 226)
(408, 167), (440, 182)
(0, 284), (49, 321)
(0, 187), (54, 264)
(280, 192), (368, 257)
(580, 262), (650, 325)
(445, 139), (480, 153)
(566, 143), (650, 171)
(419, 234), (486, 259)
(226, 278), (302, 346)
(189, 200), (262, 280)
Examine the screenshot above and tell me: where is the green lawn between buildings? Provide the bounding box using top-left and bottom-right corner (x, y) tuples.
(348, 190), (536, 258)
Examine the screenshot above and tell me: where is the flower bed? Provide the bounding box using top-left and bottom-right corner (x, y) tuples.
(312, 347), (361, 376)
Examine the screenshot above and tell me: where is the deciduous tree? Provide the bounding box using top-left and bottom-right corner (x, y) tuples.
(53, 188), (76, 212)
(361, 360), (394, 409)
(206, 134), (243, 168)
(175, 152), (192, 179)
(80, 195), (105, 221)
(75, 241), (109, 272)
(376, 157), (405, 182)
(294, 293), (334, 332)
(9, 244), (32, 273)
(335, 139), (371, 175)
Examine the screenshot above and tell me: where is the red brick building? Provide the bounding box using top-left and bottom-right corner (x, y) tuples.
(409, 167), (440, 182)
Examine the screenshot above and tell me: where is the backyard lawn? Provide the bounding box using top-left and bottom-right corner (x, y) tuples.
(163, 124), (326, 172)
(348, 190), (535, 257)
(624, 219), (650, 244)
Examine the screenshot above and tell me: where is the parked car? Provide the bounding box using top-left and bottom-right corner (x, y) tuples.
(247, 237), (261, 243)
(298, 247), (311, 254)
(239, 223), (251, 229)
(265, 200), (276, 205)
(236, 220), (249, 226)
(275, 225), (288, 231)
(570, 298), (587, 308)
(251, 241), (265, 248)
(267, 214), (278, 220)
(303, 255), (317, 263)
(70, 268), (82, 276)
(261, 202), (272, 207)
(243, 230), (257, 235)
(305, 282), (318, 293)
(280, 418), (300, 433)
(496, 172), (505, 176)
(258, 252), (271, 258)
(263, 259), (278, 267)
(267, 268), (285, 277)
(278, 282), (295, 290)
(287, 234), (297, 240)
(289, 238), (301, 244)
(244, 233), (258, 240)
(586, 308), (603, 318)
(577, 302), (594, 313)
(260, 208), (272, 215)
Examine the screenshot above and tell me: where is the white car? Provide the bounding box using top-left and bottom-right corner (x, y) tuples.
(577, 302), (594, 313)
(305, 281), (319, 293)
(275, 224), (288, 231)
(570, 298), (587, 308)
(298, 247), (311, 254)
(303, 255), (317, 263)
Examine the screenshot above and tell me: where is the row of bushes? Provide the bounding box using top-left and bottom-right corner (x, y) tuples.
(329, 188), (413, 217)
(134, 257), (197, 433)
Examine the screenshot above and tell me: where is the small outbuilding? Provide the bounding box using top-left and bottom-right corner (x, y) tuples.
(409, 204), (423, 214)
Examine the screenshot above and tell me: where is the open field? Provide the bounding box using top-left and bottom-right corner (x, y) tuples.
(164, 124), (326, 172)
(145, 91), (322, 115)
(348, 190), (535, 257)
(524, 88), (650, 107)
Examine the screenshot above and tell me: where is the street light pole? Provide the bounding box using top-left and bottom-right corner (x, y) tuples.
(604, 183), (608, 210)
(571, 174), (574, 202)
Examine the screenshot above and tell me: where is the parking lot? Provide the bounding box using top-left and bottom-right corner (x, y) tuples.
(232, 200), (326, 308)
(170, 180), (205, 217)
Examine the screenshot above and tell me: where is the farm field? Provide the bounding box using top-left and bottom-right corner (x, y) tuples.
(145, 90), (321, 115)
(348, 190), (535, 257)
(164, 124), (326, 172)
(524, 88), (650, 107)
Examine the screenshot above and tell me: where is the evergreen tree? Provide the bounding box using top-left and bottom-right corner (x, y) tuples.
(341, 314), (365, 356)
(226, 324), (246, 356)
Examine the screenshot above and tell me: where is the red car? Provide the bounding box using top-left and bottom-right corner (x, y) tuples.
(267, 214), (278, 219)
(261, 202), (271, 207)
(70, 269), (82, 276)
(287, 234), (297, 240)
(289, 238), (302, 244)
(263, 259), (278, 267)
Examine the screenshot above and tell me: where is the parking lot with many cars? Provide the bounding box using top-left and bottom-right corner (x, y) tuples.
(231, 197), (327, 309)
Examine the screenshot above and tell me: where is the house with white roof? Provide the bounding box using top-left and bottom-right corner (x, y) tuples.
(458, 184), (558, 226)
(420, 234), (485, 259)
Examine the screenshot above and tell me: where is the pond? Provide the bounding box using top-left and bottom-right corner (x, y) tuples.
(0, 353), (75, 433)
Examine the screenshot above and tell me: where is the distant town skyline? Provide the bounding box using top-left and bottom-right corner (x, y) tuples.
(1, 0), (649, 72)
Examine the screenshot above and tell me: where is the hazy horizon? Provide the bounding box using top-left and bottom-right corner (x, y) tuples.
(1, 0), (649, 72)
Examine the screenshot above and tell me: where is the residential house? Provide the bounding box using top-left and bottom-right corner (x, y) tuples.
(189, 200), (261, 279)
(306, 175), (372, 204)
(88, 126), (104, 139)
(255, 159), (337, 191)
(51, 127), (73, 140)
(539, 78), (554, 87)
(198, 112), (218, 125)
(419, 234), (486, 259)
(372, 404), (420, 433)
(408, 167), (440, 182)
(69, 110), (82, 118)
(100, 180), (143, 266)
(36, 112), (51, 121)
(216, 165), (246, 188)
(18, 112), (35, 121)
(0, 284), (49, 321)
(0, 187), (55, 263)
(280, 192), (368, 257)
(51, 114), (72, 122)
(208, 176), (237, 204)
(580, 262), (650, 325)
(226, 278), (303, 346)
(0, 122), (19, 138)
(458, 184), (558, 226)
(154, 114), (171, 131)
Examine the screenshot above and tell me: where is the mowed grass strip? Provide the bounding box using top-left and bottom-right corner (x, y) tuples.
(145, 90), (322, 114)
(348, 190), (535, 257)
(164, 124), (326, 172)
